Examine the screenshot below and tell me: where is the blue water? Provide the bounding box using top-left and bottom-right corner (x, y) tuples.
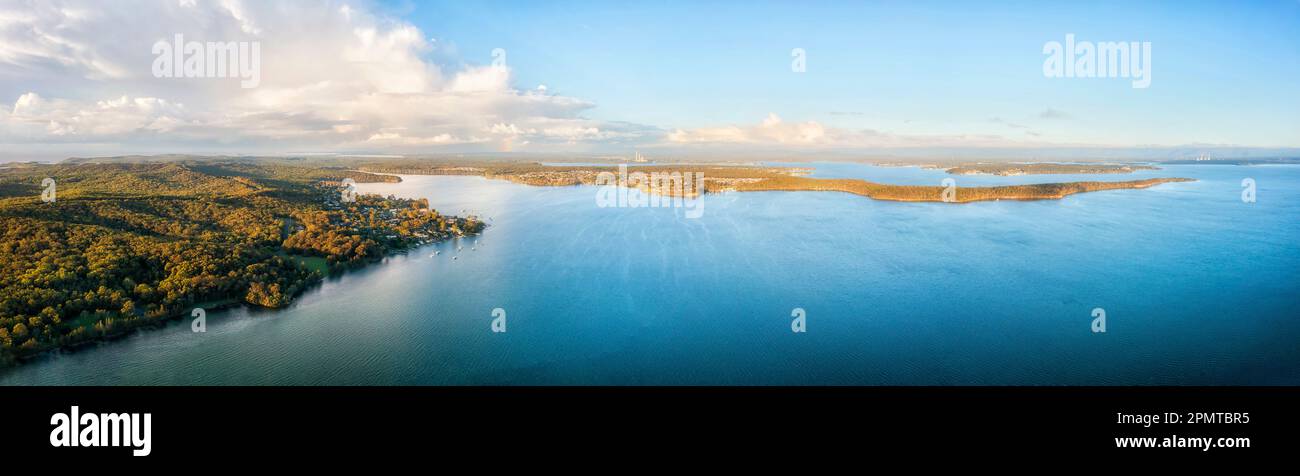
(2, 163), (1297, 385)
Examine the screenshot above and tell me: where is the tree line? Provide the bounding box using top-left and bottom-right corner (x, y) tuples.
(0, 161), (481, 366)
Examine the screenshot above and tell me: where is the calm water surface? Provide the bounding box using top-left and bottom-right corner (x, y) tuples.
(3, 163), (1298, 385)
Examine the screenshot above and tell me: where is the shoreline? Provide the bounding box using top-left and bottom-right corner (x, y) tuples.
(0, 160), (486, 369)
(358, 163), (1197, 203)
(1, 223), (478, 370)
(0, 158), (1195, 370)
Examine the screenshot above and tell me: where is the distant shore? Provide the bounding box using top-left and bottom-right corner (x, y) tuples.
(942, 163), (1159, 176)
(357, 161), (1196, 203)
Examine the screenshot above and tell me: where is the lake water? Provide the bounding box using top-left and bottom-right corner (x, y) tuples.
(3, 163), (1298, 385)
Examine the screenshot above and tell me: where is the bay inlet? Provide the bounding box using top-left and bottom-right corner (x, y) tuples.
(3, 163), (1297, 385)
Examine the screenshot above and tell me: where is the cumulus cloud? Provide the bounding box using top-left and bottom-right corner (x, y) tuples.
(0, 1), (1074, 158)
(0, 0), (652, 155)
(667, 113), (1038, 149)
(6, 92), (189, 137)
(667, 113), (828, 145)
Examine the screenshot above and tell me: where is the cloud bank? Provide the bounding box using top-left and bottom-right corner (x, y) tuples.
(0, 0), (655, 156)
(3, 1), (1281, 159)
(667, 113), (1049, 149)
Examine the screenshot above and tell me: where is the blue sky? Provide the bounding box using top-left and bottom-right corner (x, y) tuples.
(388, 0), (1300, 147)
(0, 0), (1296, 159)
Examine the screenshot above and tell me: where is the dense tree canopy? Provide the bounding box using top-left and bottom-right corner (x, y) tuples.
(0, 160), (481, 366)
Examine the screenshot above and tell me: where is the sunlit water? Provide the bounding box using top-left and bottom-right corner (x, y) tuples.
(3, 163), (1298, 385)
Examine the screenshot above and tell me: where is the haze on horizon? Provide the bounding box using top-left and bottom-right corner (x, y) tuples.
(0, 0), (1297, 162)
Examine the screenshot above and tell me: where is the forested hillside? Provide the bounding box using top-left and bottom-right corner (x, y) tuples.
(0, 160), (481, 366)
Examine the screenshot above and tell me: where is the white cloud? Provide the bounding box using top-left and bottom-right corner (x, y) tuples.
(0, 0), (651, 155)
(3, 92), (189, 138)
(0, 1), (1085, 158)
(667, 113), (1048, 149)
(668, 113), (828, 145)
(447, 65), (508, 93)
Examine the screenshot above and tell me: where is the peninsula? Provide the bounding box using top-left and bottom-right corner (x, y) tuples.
(355, 160), (1193, 203)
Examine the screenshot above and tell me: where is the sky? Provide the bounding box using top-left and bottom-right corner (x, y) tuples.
(1, 0), (1297, 161)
